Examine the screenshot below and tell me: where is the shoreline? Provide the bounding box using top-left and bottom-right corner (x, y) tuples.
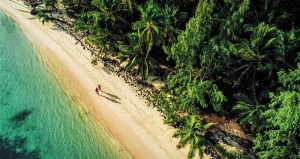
(0, 0), (187, 158)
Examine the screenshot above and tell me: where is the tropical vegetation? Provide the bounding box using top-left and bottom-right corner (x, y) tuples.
(30, 0), (300, 158)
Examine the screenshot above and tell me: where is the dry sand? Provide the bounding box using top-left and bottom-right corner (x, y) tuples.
(0, 0), (188, 158)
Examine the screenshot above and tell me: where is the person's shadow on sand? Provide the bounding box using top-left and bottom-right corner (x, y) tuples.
(100, 94), (121, 104)
(102, 91), (120, 100)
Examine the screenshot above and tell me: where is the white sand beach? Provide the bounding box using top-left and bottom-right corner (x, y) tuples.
(0, 0), (188, 158)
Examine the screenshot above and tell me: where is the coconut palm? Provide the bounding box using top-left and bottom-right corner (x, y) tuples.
(119, 32), (158, 80)
(89, 28), (123, 54)
(89, 0), (128, 32)
(232, 91), (268, 132)
(161, 5), (187, 45)
(122, 0), (134, 13)
(173, 115), (215, 159)
(231, 23), (284, 91)
(131, 0), (165, 47)
(37, 11), (50, 24)
(74, 0), (129, 54)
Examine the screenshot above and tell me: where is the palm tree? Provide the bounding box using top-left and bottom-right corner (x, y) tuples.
(122, 0), (135, 13)
(88, 28), (123, 54)
(37, 11), (50, 24)
(173, 115), (215, 159)
(231, 23), (284, 92)
(74, 0), (129, 54)
(232, 91), (268, 132)
(119, 32), (158, 80)
(161, 5), (187, 45)
(90, 0), (128, 32)
(131, 0), (165, 47)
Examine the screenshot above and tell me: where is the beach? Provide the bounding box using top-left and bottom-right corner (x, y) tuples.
(0, 0), (187, 158)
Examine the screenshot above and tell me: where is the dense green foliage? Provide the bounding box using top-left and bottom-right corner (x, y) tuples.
(173, 115), (215, 159)
(34, 0), (300, 158)
(73, 0), (188, 79)
(173, 115), (236, 159)
(254, 65), (300, 159)
(37, 11), (50, 24)
(161, 0), (299, 158)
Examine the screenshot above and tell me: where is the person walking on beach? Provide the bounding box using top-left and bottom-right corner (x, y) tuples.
(95, 87), (99, 95)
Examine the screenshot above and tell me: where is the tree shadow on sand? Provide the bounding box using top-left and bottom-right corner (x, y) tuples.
(17, 9), (30, 14)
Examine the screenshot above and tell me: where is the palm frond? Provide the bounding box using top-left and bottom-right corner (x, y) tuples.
(187, 141), (196, 159)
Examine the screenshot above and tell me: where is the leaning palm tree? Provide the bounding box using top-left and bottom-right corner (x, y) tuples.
(173, 115), (215, 159)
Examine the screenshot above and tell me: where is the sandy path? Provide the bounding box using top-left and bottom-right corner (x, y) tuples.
(0, 0), (188, 158)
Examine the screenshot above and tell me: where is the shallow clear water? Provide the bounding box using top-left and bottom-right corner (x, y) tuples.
(0, 11), (128, 159)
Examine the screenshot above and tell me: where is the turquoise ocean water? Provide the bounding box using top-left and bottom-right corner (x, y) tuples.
(0, 11), (128, 159)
